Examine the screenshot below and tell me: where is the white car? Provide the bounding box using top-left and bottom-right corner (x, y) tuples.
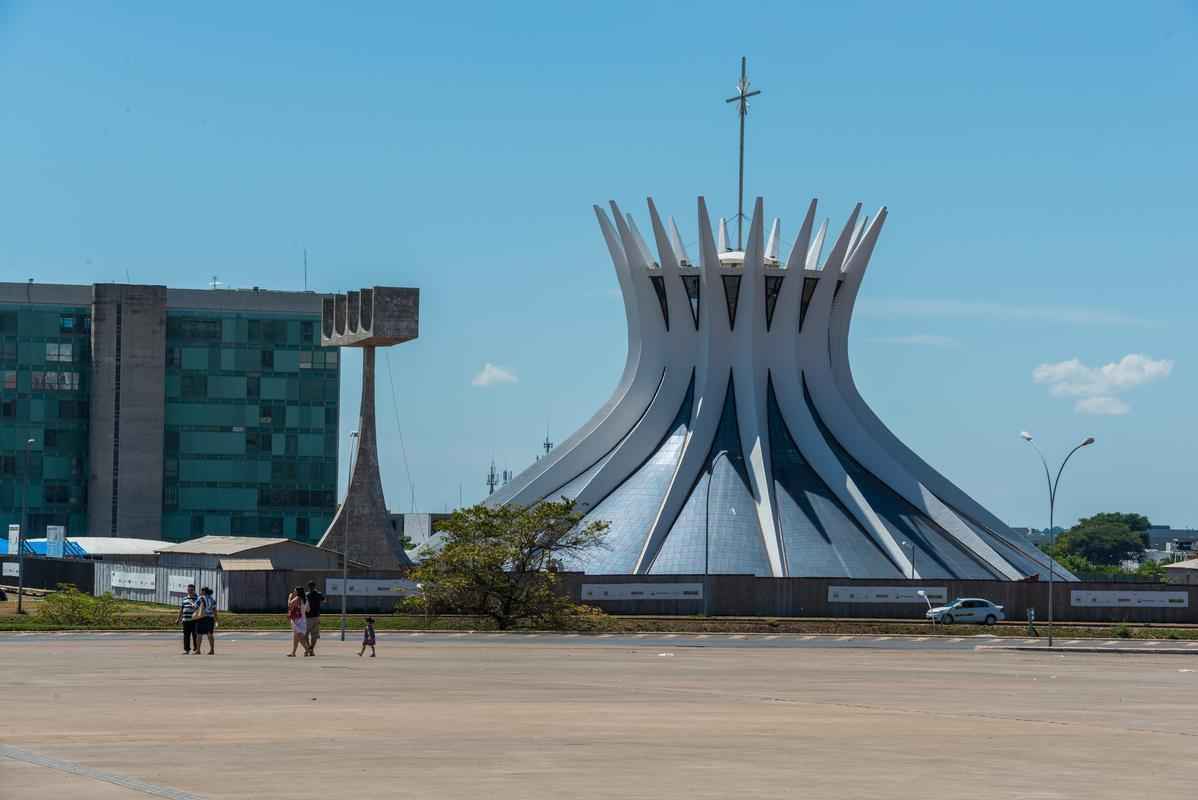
(926, 597), (1005, 625)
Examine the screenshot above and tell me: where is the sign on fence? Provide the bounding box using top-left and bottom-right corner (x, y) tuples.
(7, 524), (19, 558)
(45, 526), (65, 559)
(168, 575), (198, 595)
(1070, 590), (1188, 609)
(2, 562), (18, 578)
(581, 583), (704, 601)
(325, 578), (420, 597)
(111, 571), (156, 591)
(827, 586), (948, 604)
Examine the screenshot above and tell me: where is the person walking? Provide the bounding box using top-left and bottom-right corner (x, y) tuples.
(175, 584), (200, 655)
(196, 586), (218, 655)
(358, 617), (376, 657)
(304, 580), (324, 656)
(287, 586), (308, 657)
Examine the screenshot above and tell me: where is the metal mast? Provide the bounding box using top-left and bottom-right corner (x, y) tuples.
(725, 56), (761, 251)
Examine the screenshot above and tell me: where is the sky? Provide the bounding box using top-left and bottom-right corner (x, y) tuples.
(2, 1), (1196, 531)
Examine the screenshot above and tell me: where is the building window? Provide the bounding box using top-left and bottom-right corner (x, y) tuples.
(261, 350), (274, 369)
(301, 321), (314, 344)
(45, 484), (70, 504)
(2, 340), (15, 361)
(166, 348), (181, 368)
(326, 351), (337, 369)
(181, 373), (208, 398)
(1, 399), (14, 418)
(44, 429), (58, 448)
(60, 315), (75, 332)
(2, 370), (14, 390)
(31, 371), (45, 390)
(191, 515), (205, 536)
(299, 351), (313, 369)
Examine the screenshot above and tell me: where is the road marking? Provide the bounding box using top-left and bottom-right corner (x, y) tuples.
(694, 634), (709, 639)
(875, 636), (892, 641)
(663, 634), (677, 639)
(1066, 640), (1083, 645)
(730, 635), (747, 640)
(762, 635), (779, 640)
(1185, 642), (1198, 648)
(1022, 639), (1040, 645)
(1, 744), (206, 799)
(564, 633), (579, 638)
(948, 638), (963, 643)
(836, 636), (853, 641)
(253, 632), (271, 637)
(800, 635), (816, 640)
(598, 634), (613, 638)
(634, 633), (648, 639)
(1101, 640), (1120, 646)
(911, 637), (928, 642)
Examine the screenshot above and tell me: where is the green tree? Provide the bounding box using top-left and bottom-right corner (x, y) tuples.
(1055, 512), (1150, 566)
(1134, 560), (1166, 582)
(406, 499), (608, 630)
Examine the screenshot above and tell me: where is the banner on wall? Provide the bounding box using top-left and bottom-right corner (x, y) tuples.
(1070, 590), (1188, 609)
(325, 578), (420, 597)
(581, 583), (704, 601)
(7, 524), (19, 558)
(45, 526), (65, 559)
(168, 575), (199, 595)
(111, 571), (156, 591)
(2, 562), (18, 578)
(827, 586), (948, 604)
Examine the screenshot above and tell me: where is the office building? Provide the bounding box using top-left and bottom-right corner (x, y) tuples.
(1, 282), (338, 542)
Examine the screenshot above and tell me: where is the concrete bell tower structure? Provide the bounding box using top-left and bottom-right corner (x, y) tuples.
(318, 287), (419, 569)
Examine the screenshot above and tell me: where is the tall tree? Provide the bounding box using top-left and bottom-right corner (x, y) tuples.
(1055, 513), (1150, 566)
(408, 499), (608, 630)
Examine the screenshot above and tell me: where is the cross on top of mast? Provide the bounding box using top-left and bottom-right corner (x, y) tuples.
(725, 56), (761, 251)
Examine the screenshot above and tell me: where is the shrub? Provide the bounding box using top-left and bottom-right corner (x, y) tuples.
(1111, 623), (1132, 638)
(36, 585), (120, 626)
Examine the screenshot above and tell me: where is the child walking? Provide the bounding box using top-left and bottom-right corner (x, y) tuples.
(358, 617), (376, 657)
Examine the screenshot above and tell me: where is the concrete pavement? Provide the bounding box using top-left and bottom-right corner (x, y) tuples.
(1, 635), (1195, 799)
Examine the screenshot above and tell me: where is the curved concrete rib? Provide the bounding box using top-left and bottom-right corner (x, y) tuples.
(733, 198), (784, 575)
(803, 212), (1021, 579)
(634, 197), (736, 574)
(571, 198), (701, 512)
(829, 211), (1072, 579)
(491, 204), (662, 508)
(774, 206), (911, 577)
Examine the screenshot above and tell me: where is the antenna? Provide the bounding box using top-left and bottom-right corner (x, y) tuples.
(208, 275), (224, 290)
(543, 427), (553, 456)
(486, 460), (499, 495)
(303, 248), (308, 292)
(725, 56), (762, 251)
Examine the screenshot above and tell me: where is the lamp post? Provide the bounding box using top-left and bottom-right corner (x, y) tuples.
(340, 430), (360, 642)
(704, 450), (738, 617)
(1020, 432), (1095, 647)
(17, 437), (35, 615)
(901, 540), (916, 579)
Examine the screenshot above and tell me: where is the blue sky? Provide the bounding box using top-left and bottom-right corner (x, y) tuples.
(2, 2), (1195, 530)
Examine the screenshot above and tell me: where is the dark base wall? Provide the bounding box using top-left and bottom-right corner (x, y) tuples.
(224, 569), (412, 613)
(0, 556), (96, 594)
(555, 574), (1198, 624)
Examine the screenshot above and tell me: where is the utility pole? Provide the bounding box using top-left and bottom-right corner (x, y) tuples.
(17, 437), (34, 614)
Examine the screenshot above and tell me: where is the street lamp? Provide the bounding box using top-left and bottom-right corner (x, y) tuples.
(17, 437), (35, 615)
(704, 450), (739, 617)
(901, 539), (916, 579)
(1020, 431), (1096, 647)
(340, 430), (360, 642)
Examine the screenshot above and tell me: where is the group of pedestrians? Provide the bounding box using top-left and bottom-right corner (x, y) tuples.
(173, 579), (378, 657)
(175, 584), (217, 655)
(287, 581), (325, 657)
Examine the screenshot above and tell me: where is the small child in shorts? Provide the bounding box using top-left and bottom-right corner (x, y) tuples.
(358, 617), (376, 657)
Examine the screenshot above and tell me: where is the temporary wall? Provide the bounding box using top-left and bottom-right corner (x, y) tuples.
(556, 574), (1198, 624)
(0, 555), (95, 594)
(93, 562), (227, 610)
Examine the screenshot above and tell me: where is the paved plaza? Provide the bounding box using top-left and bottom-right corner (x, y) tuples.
(2, 633), (1195, 799)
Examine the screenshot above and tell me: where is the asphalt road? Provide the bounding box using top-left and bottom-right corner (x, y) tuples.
(4, 629), (1197, 651)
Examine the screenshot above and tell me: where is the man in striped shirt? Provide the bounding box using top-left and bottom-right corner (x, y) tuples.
(175, 584), (200, 655)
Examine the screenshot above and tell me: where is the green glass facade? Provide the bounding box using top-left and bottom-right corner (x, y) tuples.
(0, 304), (92, 536)
(161, 311), (339, 543)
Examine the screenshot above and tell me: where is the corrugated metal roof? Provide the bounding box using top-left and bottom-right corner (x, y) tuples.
(219, 558), (276, 571)
(156, 536), (292, 555)
(0, 538), (88, 557)
(1164, 558), (1198, 571)
(67, 537), (164, 555)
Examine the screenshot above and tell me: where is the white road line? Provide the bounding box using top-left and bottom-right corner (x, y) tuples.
(730, 635), (747, 640)
(634, 633), (648, 639)
(564, 633), (579, 638)
(948, 638), (963, 643)
(598, 634), (613, 638)
(663, 634), (677, 639)
(836, 636), (853, 641)
(762, 635), (779, 640)
(875, 636), (892, 641)
(1066, 640), (1083, 645)
(800, 635), (816, 640)
(1022, 639), (1040, 645)
(1, 744), (206, 800)
(1185, 642), (1198, 648)
(694, 634), (709, 639)
(912, 637), (928, 642)
(253, 632), (271, 637)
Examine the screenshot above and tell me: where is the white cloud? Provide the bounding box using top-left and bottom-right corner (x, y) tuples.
(870, 334), (960, 348)
(1032, 353), (1173, 415)
(1074, 396), (1130, 416)
(471, 363), (518, 387)
(858, 298), (1159, 328)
